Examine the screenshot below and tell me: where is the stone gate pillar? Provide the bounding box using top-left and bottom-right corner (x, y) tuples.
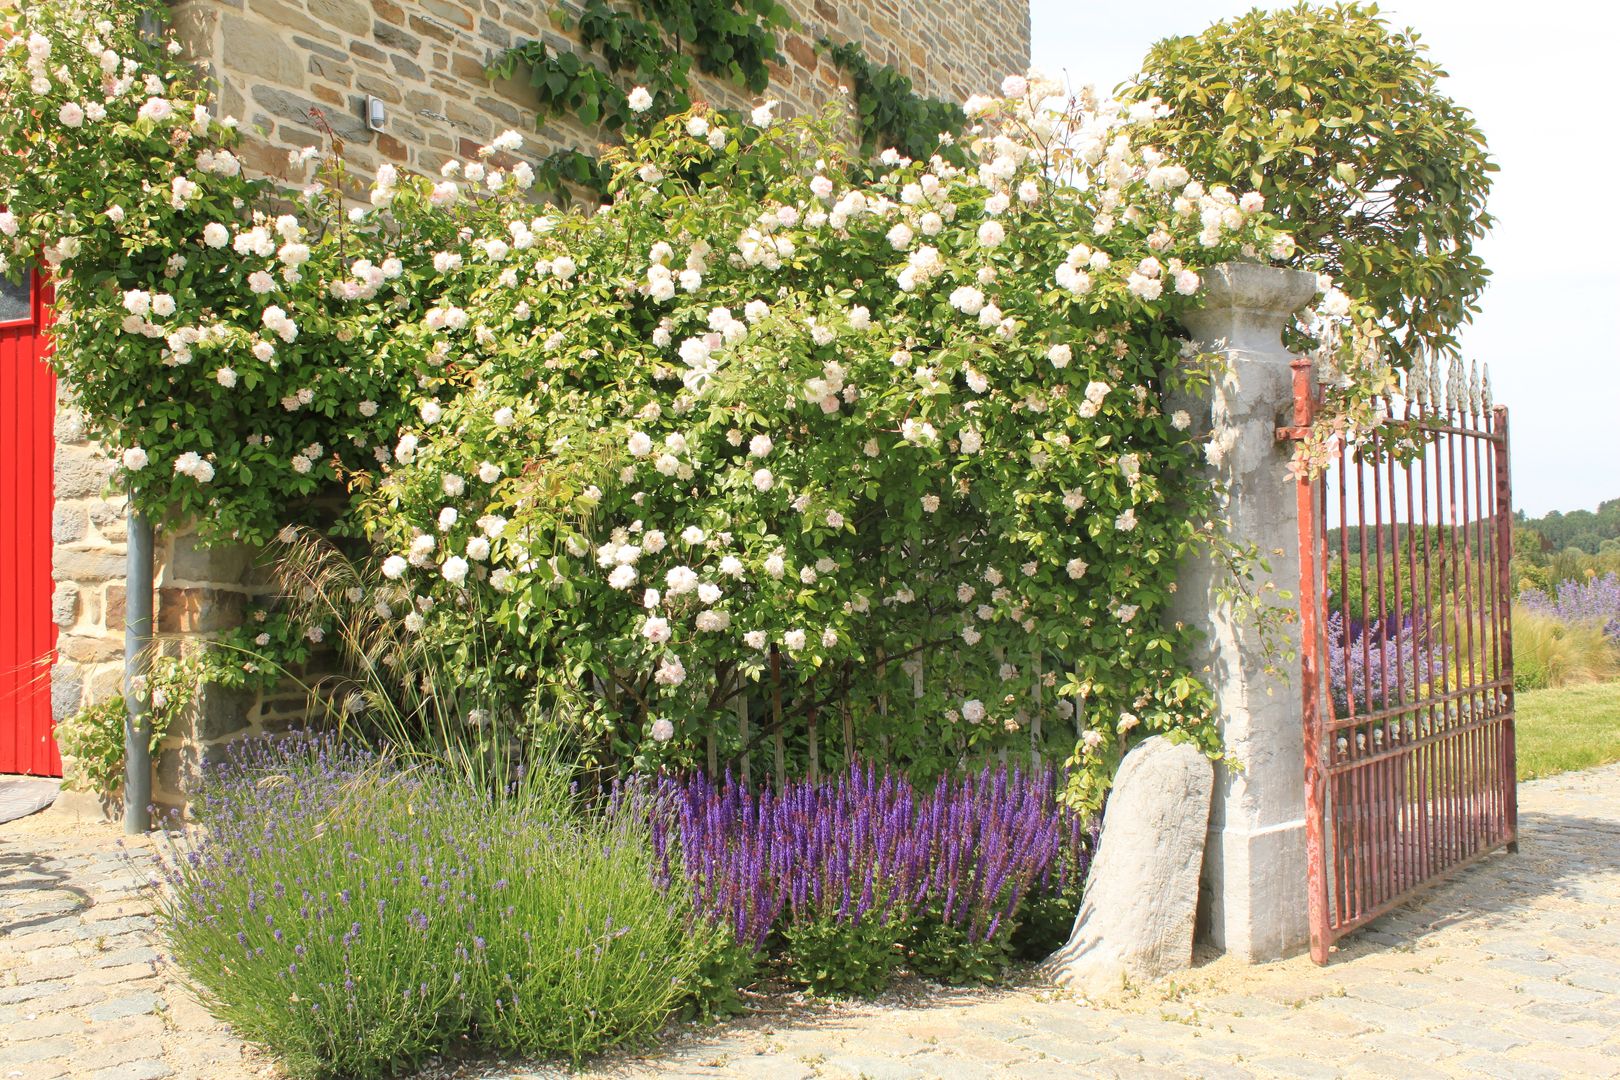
(1173, 261), (1319, 962)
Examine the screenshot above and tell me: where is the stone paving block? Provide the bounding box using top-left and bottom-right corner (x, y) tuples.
(820, 1055), (933, 1079)
(0, 1011), (83, 1043)
(85, 990), (161, 1022)
(1515, 978), (1604, 1007)
(0, 980), (72, 1006)
(1431, 1023), (1527, 1053)
(1456, 1053), (1563, 1080)
(85, 1060), (172, 1080)
(0, 1038), (77, 1067)
(1248, 1056), (1346, 1080)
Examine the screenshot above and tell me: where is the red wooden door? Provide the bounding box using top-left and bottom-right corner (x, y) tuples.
(0, 270), (59, 777)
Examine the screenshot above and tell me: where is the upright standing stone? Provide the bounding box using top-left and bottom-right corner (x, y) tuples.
(1173, 261), (1319, 962)
(1046, 736), (1213, 994)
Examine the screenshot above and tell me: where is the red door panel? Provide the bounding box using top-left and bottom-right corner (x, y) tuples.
(0, 270), (60, 777)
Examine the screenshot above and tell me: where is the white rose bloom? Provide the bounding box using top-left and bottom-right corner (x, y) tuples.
(949, 286), (985, 315)
(752, 468), (774, 492)
(441, 556), (470, 585)
(977, 220), (1005, 247)
(650, 718), (675, 742)
(627, 86), (654, 113)
(782, 628), (806, 651)
(382, 555), (408, 579)
(627, 431), (653, 457)
(478, 462), (501, 484)
(607, 565), (638, 590)
(466, 537), (491, 561)
(962, 698), (986, 723)
(642, 616), (671, 643)
(121, 447), (149, 470)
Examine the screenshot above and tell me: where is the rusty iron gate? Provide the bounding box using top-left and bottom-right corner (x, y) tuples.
(1290, 355), (1515, 964)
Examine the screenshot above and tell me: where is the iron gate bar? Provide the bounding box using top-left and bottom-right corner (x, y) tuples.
(1290, 356), (1516, 964)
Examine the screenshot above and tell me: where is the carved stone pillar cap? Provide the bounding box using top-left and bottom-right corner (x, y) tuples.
(1182, 261), (1321, 358)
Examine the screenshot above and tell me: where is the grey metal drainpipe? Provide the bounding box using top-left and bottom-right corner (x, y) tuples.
(123, 512), (154, 834)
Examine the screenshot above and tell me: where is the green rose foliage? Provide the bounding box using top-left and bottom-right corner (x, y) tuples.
(351, 87), (1306, 809)
(1126, 1), (1495, 367)
(0, 0), (457, 545)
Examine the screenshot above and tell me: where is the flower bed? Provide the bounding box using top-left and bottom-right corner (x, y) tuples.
(653, 765), (1092, 996)
(154, 736), (1092, 1075)
(154, 738), (717, 1077)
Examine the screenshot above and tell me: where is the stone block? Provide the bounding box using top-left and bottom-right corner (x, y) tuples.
(166, 533), (252, 587)
(57, 634), (122, 664)
(222, 14), (303, 86)
(156, 587), (247, 633)
(1046, 736), (1213, 994)
(53, 447), (115, 500)
(196, 684), (255, 742)
(86, 498), (129, 542)
(51, 583), (80, 628)
(104, 584), (126, 628)
(52, 503), (88, 544)
(50, 666), (84, 722)
(55, 548), (128, 585)
(308, 0), (371, 35)
(251, 84), (369, 141)
(155, 745), (200, 799)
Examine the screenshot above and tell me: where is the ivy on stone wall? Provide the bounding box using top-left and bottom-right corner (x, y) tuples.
(491, 5), (965, 198)
(818, 39), (966, 162)
(489, 0), (788, 197)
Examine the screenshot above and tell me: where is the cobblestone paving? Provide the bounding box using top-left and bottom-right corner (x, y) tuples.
(2, 765), (1616, 1080)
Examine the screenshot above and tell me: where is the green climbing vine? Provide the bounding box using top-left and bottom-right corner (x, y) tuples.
(818, 39), (966, 161)
(488, 0), (790, 197)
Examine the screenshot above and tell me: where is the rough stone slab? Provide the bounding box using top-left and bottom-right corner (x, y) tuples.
(1045, 736), (1213, 995)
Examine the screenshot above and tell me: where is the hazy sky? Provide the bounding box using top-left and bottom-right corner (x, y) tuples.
(1028, 0), (1620, 517)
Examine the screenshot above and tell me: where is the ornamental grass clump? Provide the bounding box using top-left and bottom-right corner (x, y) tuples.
(651, 764), (1091, 995)
(154, 736), (709, 1078)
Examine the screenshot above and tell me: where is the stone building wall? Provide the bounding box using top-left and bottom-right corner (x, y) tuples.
(51, 400), (304, 812)
(166, 0), (1030, 188)
(49, 0), (1030, 806)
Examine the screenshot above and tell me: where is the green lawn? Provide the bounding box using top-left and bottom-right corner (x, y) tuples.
(1516, 679), (1620, 781)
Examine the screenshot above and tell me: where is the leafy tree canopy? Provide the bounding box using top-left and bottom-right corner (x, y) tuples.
(1125, 2), (1495, 366)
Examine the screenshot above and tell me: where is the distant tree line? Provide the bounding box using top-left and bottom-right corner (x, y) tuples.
(1516, 499), (1620, 556)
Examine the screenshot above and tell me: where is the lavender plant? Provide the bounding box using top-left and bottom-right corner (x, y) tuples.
(153, 735), (713, 1077)
(1325, 611), (1446, 716)
(1519, 573), (1620, 644)
(650, 764), (1091, 994)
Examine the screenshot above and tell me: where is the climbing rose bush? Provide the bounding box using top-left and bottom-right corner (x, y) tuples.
(0, 0), (470, 543)
(3, 0), (1353, 807)
(346, 81), (1312, 807)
